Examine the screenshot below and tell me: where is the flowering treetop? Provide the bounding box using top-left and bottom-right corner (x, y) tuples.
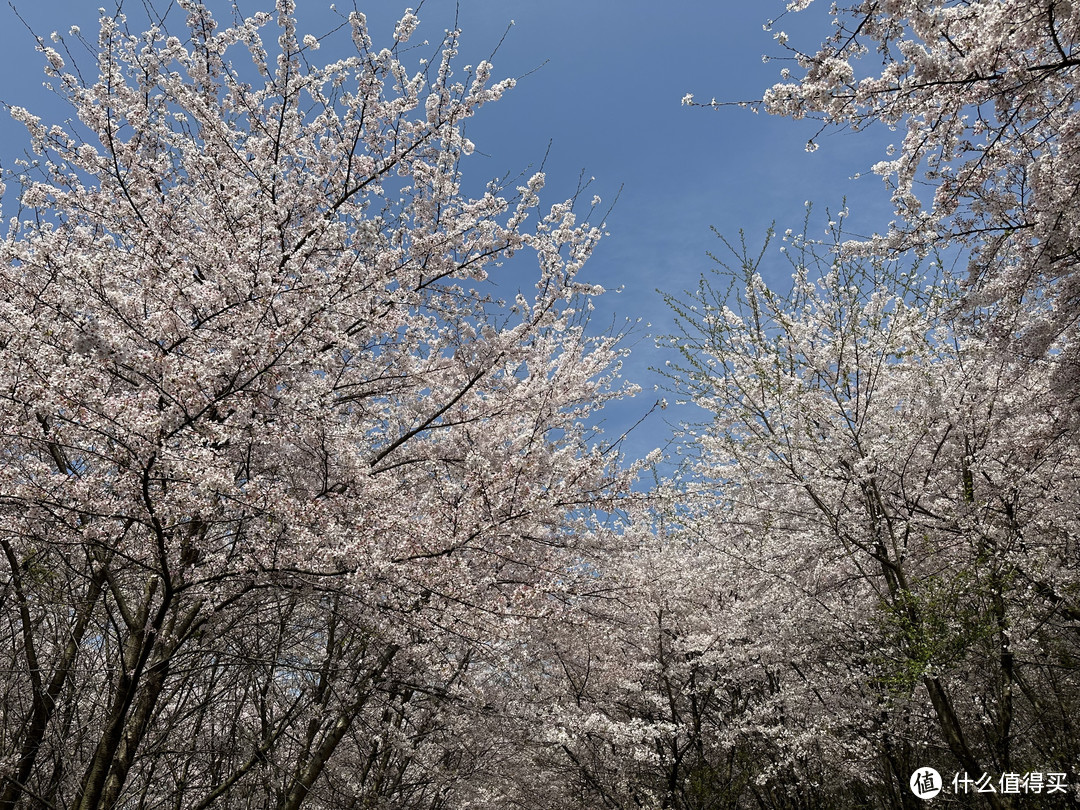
(693, 1), (1080, 371)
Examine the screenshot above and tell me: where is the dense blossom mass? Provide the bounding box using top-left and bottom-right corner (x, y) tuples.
(655, 0), (1080, 806)
(0, 2), (639, 807)
(648, 228), (1080, 808)
(759, 0), (1080, 370)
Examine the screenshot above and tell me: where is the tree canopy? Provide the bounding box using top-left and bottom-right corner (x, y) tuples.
(0, 3), (636, 807)
(759, 0), (1080, 371)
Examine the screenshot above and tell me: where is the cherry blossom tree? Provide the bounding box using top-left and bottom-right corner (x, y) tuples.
(702, 1), (1080, 374)
(0, 3), (635, 808)
(644, 221), (1080, 808)
(673, 5), (1080, 795)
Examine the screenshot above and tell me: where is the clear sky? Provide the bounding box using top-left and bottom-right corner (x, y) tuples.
(0, 1), (897, 464)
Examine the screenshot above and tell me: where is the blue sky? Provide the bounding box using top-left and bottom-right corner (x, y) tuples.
(0, 1), (897, 463)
